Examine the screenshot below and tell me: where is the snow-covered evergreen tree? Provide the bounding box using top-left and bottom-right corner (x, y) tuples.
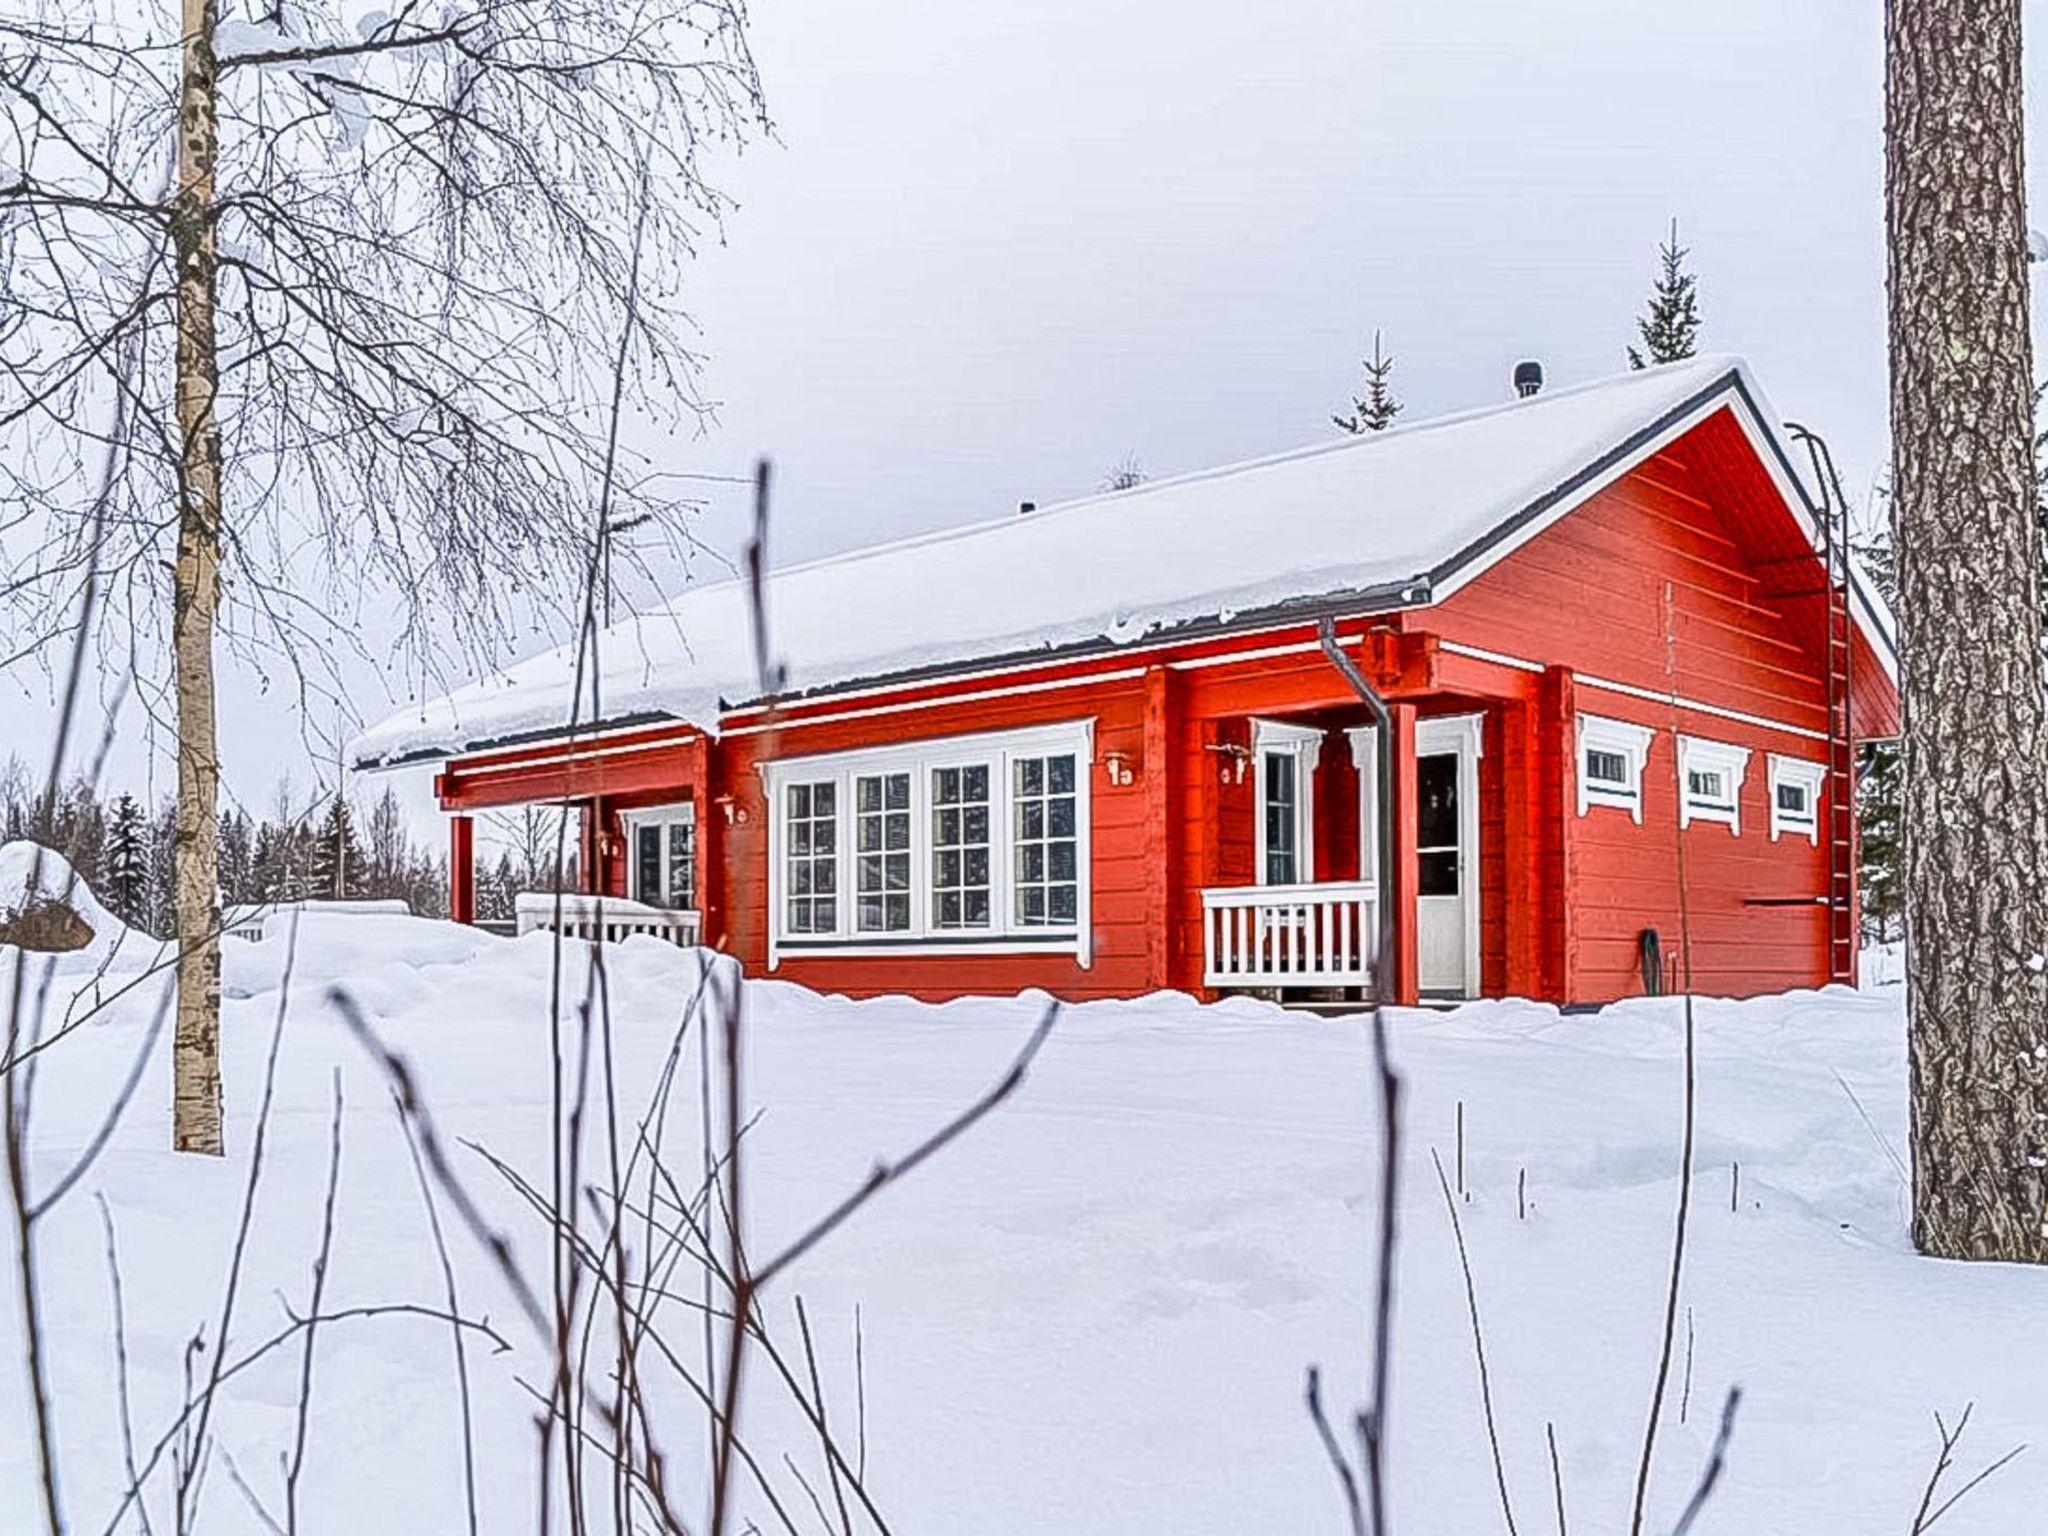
(217, 810), (255, 907)
(1627, 220), (1702, 369)
(310, 796), (365, 901)
(1334, 330), (1401, 434)
(102, 794), (150, 927)
(145, 799), (178, 938)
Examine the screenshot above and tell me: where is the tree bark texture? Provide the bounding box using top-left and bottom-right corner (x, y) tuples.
(1887, 0), (2048, 1259)
(172, 0), (225, 1156)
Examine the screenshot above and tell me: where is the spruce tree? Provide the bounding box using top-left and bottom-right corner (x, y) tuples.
(102, 794), (150, 927)
(1628, 220), (1703, 369)
(217, 810), (254, 907)
(1334, 330), (1402, 434)
(145, 799), (178, 938)
(311, 796), (365, 901)
(1851, 525), (1904, 942)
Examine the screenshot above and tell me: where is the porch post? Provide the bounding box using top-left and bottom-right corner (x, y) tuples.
(1542, 666), (1578, 1002)
(449, 814), (475, 925)
(580, 797), (602, 894)
(1503, 698), (1543, 998)
(1142, 666), (1181, 990)
(1389, 702), (1420, 1006)
(691, 735), (722, 950)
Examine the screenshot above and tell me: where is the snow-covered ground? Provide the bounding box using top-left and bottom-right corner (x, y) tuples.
(0, 865), (2036, 1533)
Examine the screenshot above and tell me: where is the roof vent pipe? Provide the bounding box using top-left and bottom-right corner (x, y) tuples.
(1513, 360), (1544, 398)
(1019, 500), (1036, 515)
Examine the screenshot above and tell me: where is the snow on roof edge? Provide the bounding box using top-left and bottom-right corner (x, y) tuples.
(352, 355), (1895, 772)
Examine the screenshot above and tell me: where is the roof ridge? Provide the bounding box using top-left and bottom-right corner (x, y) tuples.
(650, 354), (1750, 611)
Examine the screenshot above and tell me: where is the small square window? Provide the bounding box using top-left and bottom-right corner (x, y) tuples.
(1769, 755), (1826, 843)
(1585, 748), (1629, 786)
(1678, 737), (1750, 833)
(1577, 715), (1654, 822)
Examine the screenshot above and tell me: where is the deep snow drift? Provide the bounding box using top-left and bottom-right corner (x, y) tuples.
(1, 893), (2038, 1533)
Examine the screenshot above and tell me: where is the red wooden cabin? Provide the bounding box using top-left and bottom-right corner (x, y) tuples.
(354, 357), (1900, 1007)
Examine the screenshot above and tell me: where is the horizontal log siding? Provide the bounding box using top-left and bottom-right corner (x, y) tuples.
(1431, 446), (1838, 1002)
(715, 673), (1152, 1001)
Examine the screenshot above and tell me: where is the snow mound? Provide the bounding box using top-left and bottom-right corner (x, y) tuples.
(0, 840), (135, 959)
(1, 923), (2038, 1534)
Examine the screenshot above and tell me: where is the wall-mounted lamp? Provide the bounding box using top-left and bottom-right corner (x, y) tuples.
(715, 794), (749, 826)
(1102, 750), (1137, 787)
(1207, 742), (1252, 785)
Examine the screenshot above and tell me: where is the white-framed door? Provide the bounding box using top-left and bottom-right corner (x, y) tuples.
(1414, 713), (1483, 999)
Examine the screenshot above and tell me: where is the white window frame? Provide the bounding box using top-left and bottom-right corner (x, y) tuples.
(761, 719), (1094, 968)
(1768, 754), (1827, 844)
(621, 802), (697, 910)
(1253, 718), (1325, 886)
(1346, 724), (1381, 888)
(1577, 714), (1654, 822)
(1678, 735), (1752, 833)
(1416, 712), (1486, 1000)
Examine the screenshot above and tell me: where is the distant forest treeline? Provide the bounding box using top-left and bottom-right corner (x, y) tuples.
(1, 761), (580, 935)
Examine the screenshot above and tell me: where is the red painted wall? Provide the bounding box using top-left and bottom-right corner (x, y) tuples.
(1426, 415), (1845, 1001)
(439, 405), (1886, 1009)
(712, 673), (1155, 1002)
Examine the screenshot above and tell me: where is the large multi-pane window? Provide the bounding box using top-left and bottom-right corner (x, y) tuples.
(931, 764), (992, 929)
(765, 723), (1091, 961)
(626, 805), (696, 910)
(784, 780), (839, 933)
(1011, 754), (1078, 925)
(855, 772), (913, 932)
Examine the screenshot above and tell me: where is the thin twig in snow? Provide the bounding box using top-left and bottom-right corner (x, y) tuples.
(1666, 1387), (1740, 1536)
(1306, 1365), (1365, 1536)
(1432, 1146), (1518, 1536)
(1630, 582), (1702, 1536)
(285, 1070), (346, 1533)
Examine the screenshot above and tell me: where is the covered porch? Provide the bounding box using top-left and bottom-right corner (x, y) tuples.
(1183, 623), (1566, 1007)
(437, 723), (719, 949)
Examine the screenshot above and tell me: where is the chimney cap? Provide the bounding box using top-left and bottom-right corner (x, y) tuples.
(1513, 360), (1544, 398)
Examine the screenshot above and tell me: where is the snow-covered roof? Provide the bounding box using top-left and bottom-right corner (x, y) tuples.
(352, 355), (1884, 769)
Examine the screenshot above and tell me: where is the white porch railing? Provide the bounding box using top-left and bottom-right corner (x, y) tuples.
(515, 893), (701, 947)
(1201, 880), (1378, 990)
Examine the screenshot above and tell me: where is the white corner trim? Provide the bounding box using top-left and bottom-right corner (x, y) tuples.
(1577, 713), (1655, 822)
(1344, 723), (1379, 771)
(1768, 753), (1827, 844)
(1678, 734), (1752, 833)
(1346, 725), (1382, 878)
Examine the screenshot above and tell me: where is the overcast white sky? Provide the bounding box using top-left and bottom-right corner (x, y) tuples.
(19, 0), (2048, 848)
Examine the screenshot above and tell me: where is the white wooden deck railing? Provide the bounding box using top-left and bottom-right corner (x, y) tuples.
(1201, 880), (1378, 990)
(515, 893), (702, 947)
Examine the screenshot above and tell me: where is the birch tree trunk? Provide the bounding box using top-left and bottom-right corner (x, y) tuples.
(1886, 0), (2048, 1259)
(171, 0), (224, 1156)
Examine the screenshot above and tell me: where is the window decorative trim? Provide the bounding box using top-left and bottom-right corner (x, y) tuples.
(621, 802), (697, 910)
(1253, 718), (1325, 886)
(1576, 714), (1654, 822)
(761, 720), (1094, 969)
(1677, 735), (1752, 833)
(1768, 754), (1827, 844)
(1346, 724), (1381, 885)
